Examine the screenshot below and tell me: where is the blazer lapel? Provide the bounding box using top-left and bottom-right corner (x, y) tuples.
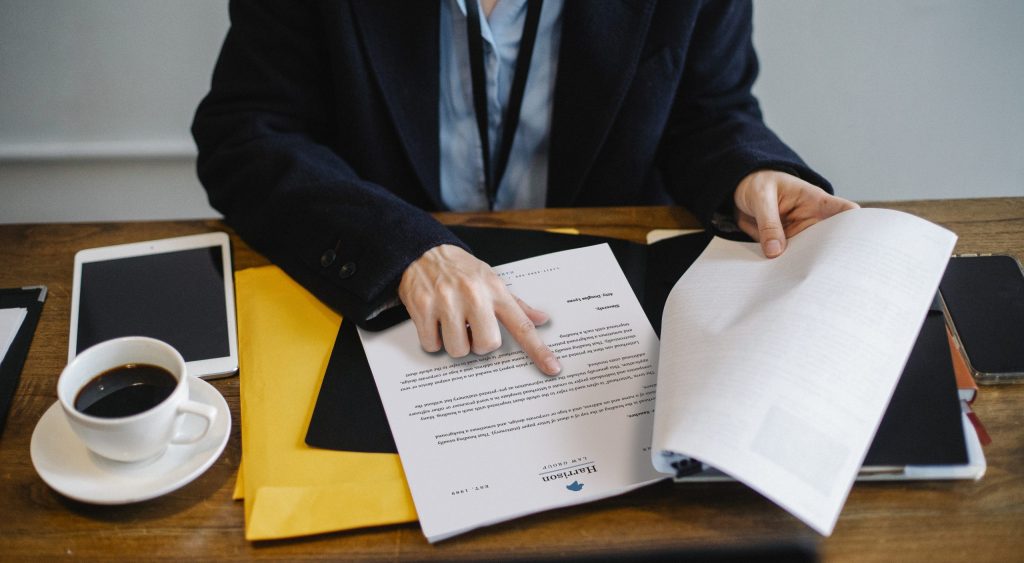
(349, 1), (443, 208)
(547, 0), (657, 207)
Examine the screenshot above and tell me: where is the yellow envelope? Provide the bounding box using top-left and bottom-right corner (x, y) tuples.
(233, 464), (244, 500)
(234, 266), (417, 540)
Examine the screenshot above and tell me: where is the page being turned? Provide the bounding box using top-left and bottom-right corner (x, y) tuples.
(359, 244), (665, 542)
(650, 208), (956, 535)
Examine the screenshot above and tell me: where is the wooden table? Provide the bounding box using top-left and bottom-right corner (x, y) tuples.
(1, 199), (1021, 561)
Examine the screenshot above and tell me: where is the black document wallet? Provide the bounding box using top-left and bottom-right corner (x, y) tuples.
(305, 227), (968, 470)
(863, 308), (967, 466)
(0, 286), (47, 435)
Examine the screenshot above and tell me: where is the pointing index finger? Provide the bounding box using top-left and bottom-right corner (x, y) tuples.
(495, 297), (561, 376)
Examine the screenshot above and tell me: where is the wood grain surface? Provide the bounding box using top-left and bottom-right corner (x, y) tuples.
(0, 199), (1021, 561)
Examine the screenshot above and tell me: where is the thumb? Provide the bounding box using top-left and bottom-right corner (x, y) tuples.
(757, 215), (786, 258)
(749, 187), (787, 258)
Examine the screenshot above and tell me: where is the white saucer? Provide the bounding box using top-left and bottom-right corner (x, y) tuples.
(30, 376), (231, 505)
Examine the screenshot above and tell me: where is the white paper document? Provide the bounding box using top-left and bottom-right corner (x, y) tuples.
(0, 307), (27, 364)
(359, 244), (665, 542)
(651, 208), (957, 535)
(360, 207), (957, 541)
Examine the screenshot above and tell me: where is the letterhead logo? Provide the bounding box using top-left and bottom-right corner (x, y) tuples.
(539, 458), (597, 492)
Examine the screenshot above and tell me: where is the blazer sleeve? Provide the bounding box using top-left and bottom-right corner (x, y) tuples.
(191, 0), (464, 329)
(658, 0), (833, 226)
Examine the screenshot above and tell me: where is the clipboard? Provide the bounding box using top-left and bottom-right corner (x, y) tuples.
(0, 286), (47, 435)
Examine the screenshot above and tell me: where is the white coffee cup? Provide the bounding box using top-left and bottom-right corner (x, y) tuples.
(57, 336), (217, 463)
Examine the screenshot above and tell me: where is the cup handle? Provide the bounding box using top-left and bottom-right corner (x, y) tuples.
(171, 400), (218, 445)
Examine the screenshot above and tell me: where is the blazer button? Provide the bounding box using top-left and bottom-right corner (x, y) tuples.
(320, 249), (337, 268)
(338, 262), (357, 279)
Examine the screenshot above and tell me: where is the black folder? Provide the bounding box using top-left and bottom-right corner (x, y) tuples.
(0, 286), (47, 436)
(305, 228), (967, 469)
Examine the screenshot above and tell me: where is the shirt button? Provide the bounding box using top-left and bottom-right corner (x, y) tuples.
(320, 249), (337, 267)
(338, 262), (357, 279)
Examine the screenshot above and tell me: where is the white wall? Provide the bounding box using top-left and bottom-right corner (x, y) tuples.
(752, 0), (1024, 202)
(0, 0), (228, 223)
(1, 0), (1021, 224)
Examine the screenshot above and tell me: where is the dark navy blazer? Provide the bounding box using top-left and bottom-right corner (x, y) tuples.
(192, 0), (831, 328)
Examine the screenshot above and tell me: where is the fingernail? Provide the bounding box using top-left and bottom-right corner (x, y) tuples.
(544, 357), (562, 376)
(765, 239), (782, 257)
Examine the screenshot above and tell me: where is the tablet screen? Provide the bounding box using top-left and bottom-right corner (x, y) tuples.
(76, 246), (230, 362)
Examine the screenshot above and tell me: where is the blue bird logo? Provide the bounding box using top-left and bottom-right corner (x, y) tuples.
(566, 481), (584, 492)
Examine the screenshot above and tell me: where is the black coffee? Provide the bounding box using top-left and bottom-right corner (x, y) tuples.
(74, 364), (177, 418)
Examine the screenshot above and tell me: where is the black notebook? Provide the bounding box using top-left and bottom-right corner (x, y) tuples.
(0, 286), (47, 435)
(305, 228), (968, 469)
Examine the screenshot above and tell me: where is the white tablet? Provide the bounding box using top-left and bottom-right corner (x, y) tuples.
(69, 232), (238, 379)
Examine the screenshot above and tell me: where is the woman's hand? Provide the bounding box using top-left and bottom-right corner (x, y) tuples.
(398, 244), (561, 376)
(734, 170), (859, 258)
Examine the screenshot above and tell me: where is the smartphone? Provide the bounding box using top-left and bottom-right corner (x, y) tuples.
(939, 254), (1024, 384)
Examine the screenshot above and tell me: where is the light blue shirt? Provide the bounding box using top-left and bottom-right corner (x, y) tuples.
(439, 0), (564, 211)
